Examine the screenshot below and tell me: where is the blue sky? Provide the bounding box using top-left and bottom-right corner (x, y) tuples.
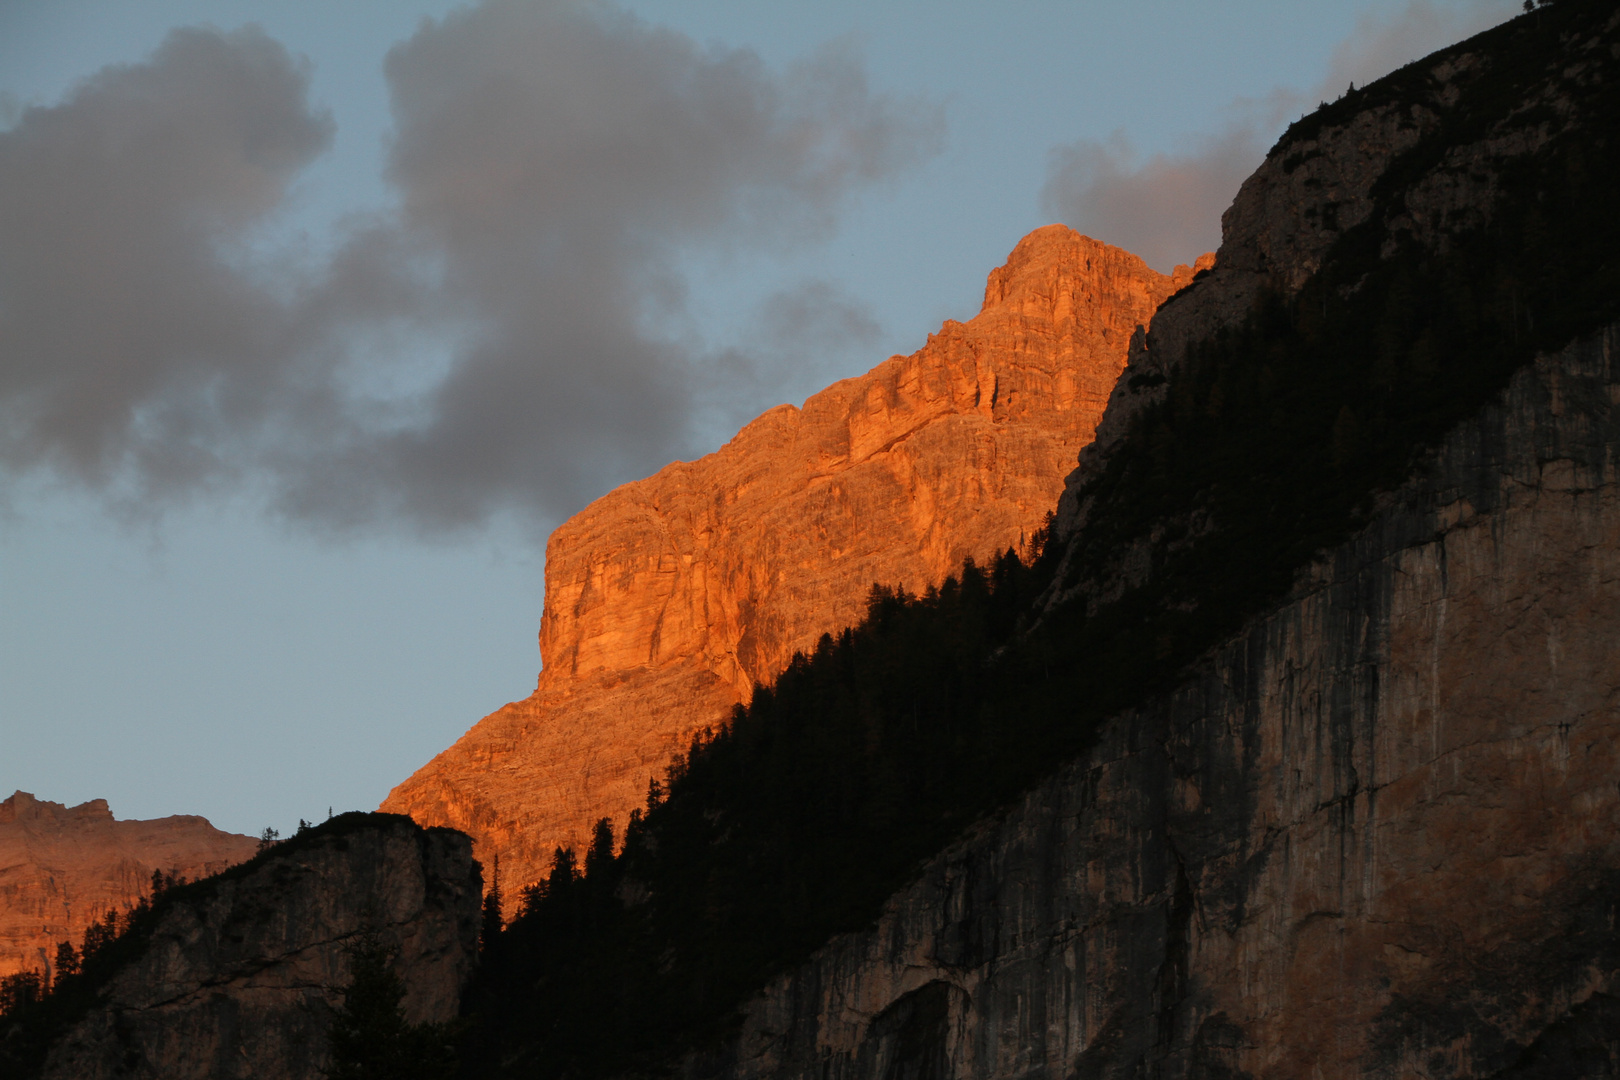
(0, 0), (1514, 836)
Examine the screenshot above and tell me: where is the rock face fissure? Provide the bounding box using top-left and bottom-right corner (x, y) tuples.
(35, 815), (480, 1080)
(383, 227), (1211, 894)
(678, 323), (1620, 1080)
(0, 792), (259, 980)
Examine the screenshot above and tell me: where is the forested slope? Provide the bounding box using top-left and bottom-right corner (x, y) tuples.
(464, 3), (1620, 1075)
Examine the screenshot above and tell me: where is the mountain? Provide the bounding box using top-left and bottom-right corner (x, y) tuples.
(689, 318), (1620, 1080)
(10, 3), (1619, 1077)
(383, 227), (1210, 895)
(681, 4), (1620, 1076)
(459, 2), (1620, 1077)
(0, 792), (258, 980)
(2, 813), (479, 1080)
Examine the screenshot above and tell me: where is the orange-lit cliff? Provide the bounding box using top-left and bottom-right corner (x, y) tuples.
(0, 792), (258, 979)
(383, 226), (1211, 893)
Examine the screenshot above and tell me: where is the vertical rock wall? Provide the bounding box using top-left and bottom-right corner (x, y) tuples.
(682, 327), (1620, 1079)
(690, 13), (1620, 1075)
(35, 814), (480, 1080)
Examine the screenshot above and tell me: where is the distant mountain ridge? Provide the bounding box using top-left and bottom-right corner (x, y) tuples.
(0, 791), (257, 979)
(383, 226), (1211, 896)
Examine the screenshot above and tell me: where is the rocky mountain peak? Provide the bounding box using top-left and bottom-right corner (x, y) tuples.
(1, 792), (114, 825)
(980, 224), (1210, 317)
(384, 225), (1206, 896)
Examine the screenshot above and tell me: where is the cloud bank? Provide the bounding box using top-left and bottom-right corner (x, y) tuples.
(1041, 0), (1518, 272)
(0, 1), (942, 532)
(0, 27), (339, 496)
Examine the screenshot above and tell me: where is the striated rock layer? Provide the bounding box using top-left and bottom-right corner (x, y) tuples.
(0, 792), (258, 979)
(677, 312), (1620, 1080)
(384, 227), (1210, 893)
(35, 814), (480, 1080)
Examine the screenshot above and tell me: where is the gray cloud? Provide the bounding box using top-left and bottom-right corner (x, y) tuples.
(697, 278), (885, 435)
(1041, 128), (1261, 273)
(0, 1), (943, 532)
(0, 27), (337, 496)
(1041, 0), (1517, 273)
(755, 280), (882, 363)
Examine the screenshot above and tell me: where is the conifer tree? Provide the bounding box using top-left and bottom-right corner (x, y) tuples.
(53, 941), (79, 983)
(324, 930), (458, 1080)
(583, 818), (614, 881)
(480, 855), (504, 960)
(0, 972), (42, 1016)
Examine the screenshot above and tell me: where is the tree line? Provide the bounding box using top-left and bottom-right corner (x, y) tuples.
(458, 5), (1620, 1076)
(0, 868), (191, 1018)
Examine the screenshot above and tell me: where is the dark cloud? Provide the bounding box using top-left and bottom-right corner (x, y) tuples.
(0, 26), (337, 495)
(755, 280), (883, 352)
(1041, 1), (1516, 272)
(0, 1), (943, 532)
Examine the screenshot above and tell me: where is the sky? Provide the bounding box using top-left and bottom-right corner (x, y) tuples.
(0, 0), (1517, 838)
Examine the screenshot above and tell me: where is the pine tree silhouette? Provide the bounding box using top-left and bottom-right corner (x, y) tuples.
(324, 929), (458, 1080)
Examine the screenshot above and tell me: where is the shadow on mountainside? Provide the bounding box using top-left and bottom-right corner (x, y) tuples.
(460, 3), (1620, 1077)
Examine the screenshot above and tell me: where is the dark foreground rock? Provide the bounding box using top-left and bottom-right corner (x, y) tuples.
(30, 813), (479, 1080)
(679, 320), (1620, 1080)
(673, 2), (1620, 1073)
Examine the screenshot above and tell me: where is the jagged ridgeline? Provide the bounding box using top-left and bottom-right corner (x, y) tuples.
(464, 4), (1620, 1078)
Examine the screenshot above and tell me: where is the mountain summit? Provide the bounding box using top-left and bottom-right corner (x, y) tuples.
(383, 227), (1210, 894)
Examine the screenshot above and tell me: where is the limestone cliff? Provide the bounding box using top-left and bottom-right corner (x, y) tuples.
(23, 814), (480, 1080)
(680, 330), (1620, 1080)
(384, 227), (1209, 893)
(0, 792), (258, 980)
(680, 325), (1620, 1080)
(663, 6), (1620, 1076)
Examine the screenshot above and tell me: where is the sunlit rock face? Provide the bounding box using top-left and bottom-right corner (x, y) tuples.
(0, 792), (258, 979)
(382, 226), (1210, 896)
